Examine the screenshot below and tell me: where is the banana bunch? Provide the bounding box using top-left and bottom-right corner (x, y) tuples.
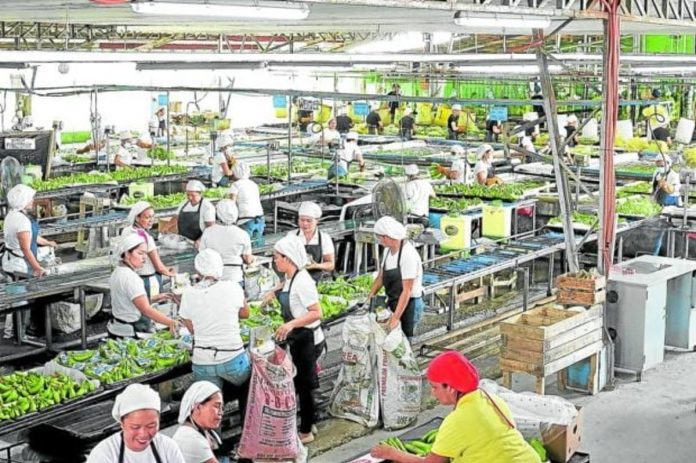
(0, 371), (96, 421)
(381, 429), (438, 456)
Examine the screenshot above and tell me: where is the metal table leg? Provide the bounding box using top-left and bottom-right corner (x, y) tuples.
(447, 285), (455, 331)
(547, 252), (555, 297)
(79, 287), (88, 349)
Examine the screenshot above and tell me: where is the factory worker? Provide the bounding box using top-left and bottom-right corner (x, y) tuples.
(329, 132), (365, 179)
(387, 83), (401, 123)
(474, 144), (503, 186)
(87, 384), (185, 463)
(76, 137), (106, 155)
(446, 145), (468, 184)
(404, 164), (435, 227)
(166, 180), (216, 243)
(173, 381), (225, 463)
(564, 115), (580, 148)
(113, 131), (135, 169)
(310, 118), (340, 147)
(485, 118), (502, 143)
(371, 351), (540, 463)
(122, 201), (175, 299)
(211, 134), (236, 187)
(199, 200), (254, 286)
(229, 161), (265, 240)
(335, 108), (354, 134)
(263, 235), (325, 444)
(399, 107), (416, 140)
(156, 106), (167, 138)
(447, 104), (464, 140)
(652, 156), (681, 206)
(287, 201), (335, 282)
(367, 216), (424, 339)
(179, 250), (251, 417)
(1, 185), (56, 338)
(366, 105), (383, 135)
(107, 234), (179, 338)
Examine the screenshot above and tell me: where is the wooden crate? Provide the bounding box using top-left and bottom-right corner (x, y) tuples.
(556, 272), (606, 306)
(558, 288), (606, 305)
(556, 272), (606, 292)
(500, 305), (604, 394)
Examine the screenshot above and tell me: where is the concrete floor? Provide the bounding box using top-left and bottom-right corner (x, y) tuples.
(315, 349), (696, 463)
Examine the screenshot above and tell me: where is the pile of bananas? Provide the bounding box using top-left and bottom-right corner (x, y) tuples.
(0, 371), (96, 421)
(381, 429), (438, 456)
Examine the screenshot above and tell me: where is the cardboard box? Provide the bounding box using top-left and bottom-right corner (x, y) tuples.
(542, 406), (583, 463)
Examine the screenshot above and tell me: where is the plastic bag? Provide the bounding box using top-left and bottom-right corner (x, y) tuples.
(238, 347), (299, 461)
(372, 319), (421, 430)
(328, 312), (380, 428)
(158, 233), (193, 251)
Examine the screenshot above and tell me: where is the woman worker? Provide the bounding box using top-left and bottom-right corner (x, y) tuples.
(167, 180), (216, 243)
(652, 156), (681, 206)
(228, 161), (265, 240)
(107, 234), (178, 338)
(371, 351), (540, 463)
(199, 200), (254, 287)
(404, 164), (436, 227)
(287, 201), (335, 282)
(122, 201), (175, 299)
(178, 249), (251, 416)
(173, 381), (225, 463)
(113, 131), (135, 169)
(211, 134), (235, 187)
(1, 184), (57, 338)
(473, 144), (503, 186)
(328, 132), (365, 180)
(264, 235), (325, 444)
(87, 384), (185, 463)
(367, 216), (424, 339)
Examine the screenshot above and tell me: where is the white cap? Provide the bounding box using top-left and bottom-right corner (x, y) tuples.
(216, 199), (239, 225)
(346, 132), (359, 141)
(195, 248), (224, 279)
(374, 216), (407, 240)
(477, 144), (493, 159)
(274, 235), (308, 269)
(405, 164), (419, 176)
(112, 384), (161, 422)
(7, 184), (36, 210)
(452, 104), (462, 111)
(178, 381), (221, 424)
(186, 180), (205, 192)
(566, 115), (578, 124)
(232, 161), (250, 180)
(119, 130), (133, 141)
(451, 145), (465, 156)
(118, 233), (145, 257)
(298, 201), (322, 219)
(404, 108), (413, 116)
(218, 134), (234, 149)
(127, 201), (152, 226)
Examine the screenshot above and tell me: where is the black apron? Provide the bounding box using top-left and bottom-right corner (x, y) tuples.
(383, 241), (406, 311)
(118, 432), (162, 463)
(297, 230), (324, 282)
(177, 200), (204, 241)
(447, 115), (460, 140)
(278, 270), (324, 390)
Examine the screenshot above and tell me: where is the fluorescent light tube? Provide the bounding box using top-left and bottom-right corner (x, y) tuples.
(131, 1), (310, 21)
(453, 12), (550, 29)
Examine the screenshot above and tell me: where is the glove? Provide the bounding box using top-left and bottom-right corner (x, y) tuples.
(436, 165), (448, 175)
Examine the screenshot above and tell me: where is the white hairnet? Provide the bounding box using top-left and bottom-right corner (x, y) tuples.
(405, 164), (419, 176)
(216, 199), (239, 225)
(451, 145), (465, 156)
(218, 134), (234, 149)
(178, 381), (221, 424)
(566, 115), (578, 124)
(127, 201), (152, 225)
(452, 104), (462, 111)
(274, 235), (308, 269)
(404, 108), (413, 116)
(7, 184), (36, 211)
(298, 201), (322, 219)
(656, 156), (671, 168)
(119, 130), (133, 141)
(112, 384), (161, 422)
(477, 144), (493, 159)
(374, 216), (407, 240)
(195, 248), (224, 279)
(232, 161), (250, 180)
(186, 180), (205, 192)
(119, 233), (145, 257)
(346, 132), (359, 141)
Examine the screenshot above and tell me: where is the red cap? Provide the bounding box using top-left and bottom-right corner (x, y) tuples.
(426, 351), (479, 394)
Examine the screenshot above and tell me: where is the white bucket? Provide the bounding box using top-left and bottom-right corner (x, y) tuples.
(582, 118), (599, 140)
(616, 120), (633, 140)
(675, 118), (695, 144)
(523, 112), (540, 135)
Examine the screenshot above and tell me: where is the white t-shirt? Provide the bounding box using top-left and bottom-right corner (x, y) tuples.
(177, 199), (216, 234)
(450, 158), (467, 184)
(229, 179), (264, 225)
(653, 169), (681, 199)
(200, 224), (252, 283)
(282, 270), (324, 345)
(113, 146), (133, 168)
(287, 229), (335, 258)
(312, 128), (340, 145)
(211, 152), (228, 185)
(520, 136), (537, 154)
(87, 432), (185, 463)
(179, 280), (245, 365)
(110, 266), (147, 323)
(121, 226), (157, 276)
(1, 210), (32, 273)
(474, 159), (493, 182)
(172, 426), (215, 463)
(382, 241), (423, 298)
(338, 142), (363, 171)
(404, 179), (435, 217)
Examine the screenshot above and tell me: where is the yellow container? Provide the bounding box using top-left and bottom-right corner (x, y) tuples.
(168, 101), (182, 113)
(275, 108), (288, 119)
(315, 104), (333, 124)
(129, 182), (154, 200)
(378, 108), (392, 126)
(482, 204), (513, 239)
(440, 215), (472, 252)
(434, 106), (451, 128)
(415, 103), (434, 125)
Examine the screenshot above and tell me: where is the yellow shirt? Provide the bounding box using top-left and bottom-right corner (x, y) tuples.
(431, 390), (541, 463)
